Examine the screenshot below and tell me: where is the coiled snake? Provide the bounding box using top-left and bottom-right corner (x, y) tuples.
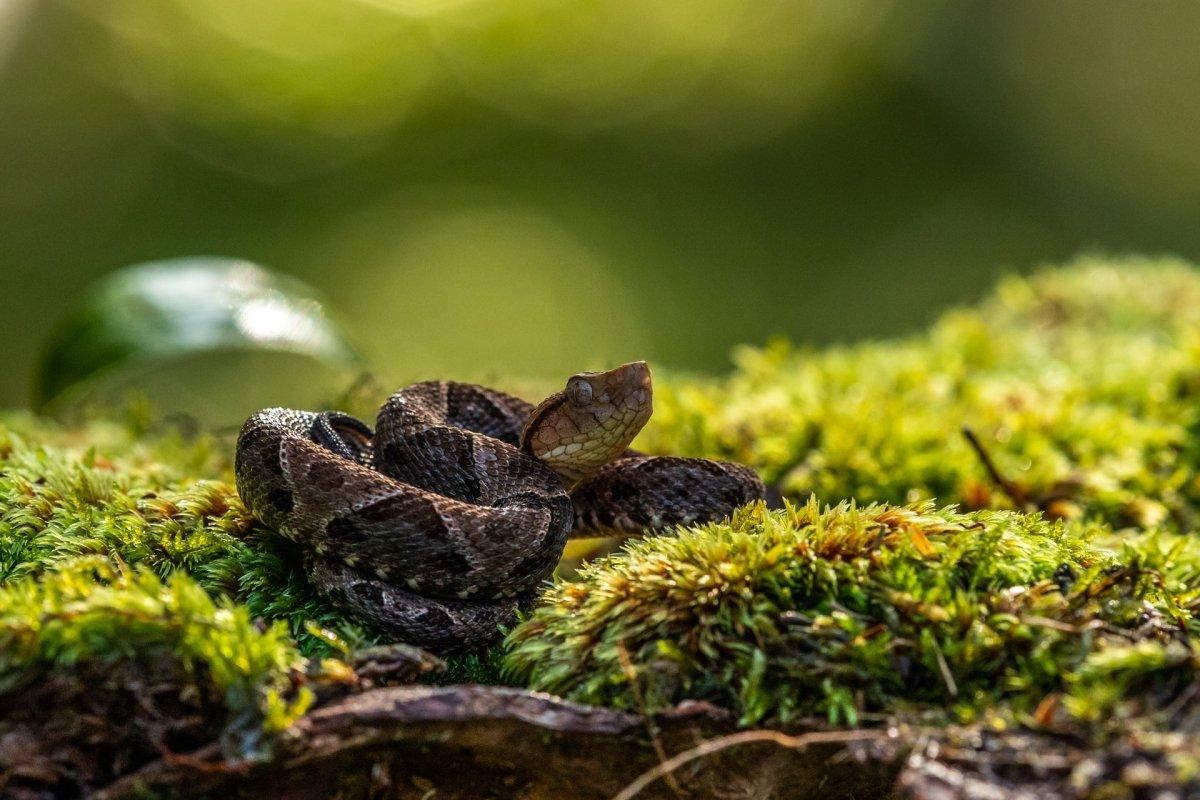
(235, 362), (764, 652)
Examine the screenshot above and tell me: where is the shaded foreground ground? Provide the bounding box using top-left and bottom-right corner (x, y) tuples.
(39, 684), (1200, 800)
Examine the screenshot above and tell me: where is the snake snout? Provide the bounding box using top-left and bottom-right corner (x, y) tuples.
(524, 361), (656, 484)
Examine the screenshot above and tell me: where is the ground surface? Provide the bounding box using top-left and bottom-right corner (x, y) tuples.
(2, 256), (1200, 798)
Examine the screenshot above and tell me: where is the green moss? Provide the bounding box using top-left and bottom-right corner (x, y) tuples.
(1, 254), (1200, 748)
(0, 413), (369, 656)
(0, 558), (311, 758)
(640, 255), (1200, 530)
(505, 498), (1200, 730)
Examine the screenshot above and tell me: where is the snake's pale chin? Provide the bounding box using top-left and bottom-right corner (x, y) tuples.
(520, 361), (654, 485)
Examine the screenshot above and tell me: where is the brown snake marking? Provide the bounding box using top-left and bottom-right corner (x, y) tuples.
(235, 362), (764, 653)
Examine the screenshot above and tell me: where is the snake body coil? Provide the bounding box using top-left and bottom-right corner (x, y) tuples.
(235, 362), (763, 652)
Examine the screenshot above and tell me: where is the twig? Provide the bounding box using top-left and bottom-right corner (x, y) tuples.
(930, 639), (958, 698)
(610, 728), (882, 800)
(1021, 615), (1081, 634)
(961, 427), (1028, 508)
(151, 739), (251, 775)
(616, 642), (685, 798)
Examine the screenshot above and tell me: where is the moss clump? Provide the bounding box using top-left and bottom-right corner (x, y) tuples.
(640, 255), (1200, 530)
(0, 426), (249, 585)
(505, 498), (1200, 730)
(0, 416), (370, 655)
(0, 558), (311, 759)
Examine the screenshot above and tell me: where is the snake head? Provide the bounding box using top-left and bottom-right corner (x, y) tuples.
(520, 361), (653, 484)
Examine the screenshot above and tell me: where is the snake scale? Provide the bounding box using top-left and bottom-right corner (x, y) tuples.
(235, 362), (764, 652)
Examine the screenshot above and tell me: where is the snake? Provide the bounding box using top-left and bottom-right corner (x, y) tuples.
(234, 362), (764, 653)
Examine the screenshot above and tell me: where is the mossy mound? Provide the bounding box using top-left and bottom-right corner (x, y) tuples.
(0, 560), (314, 795)
(641, 255), (1200, 530)
(1, 255), (1200, 796)
(0, 559), (311, 740)
(0, 411), (371, 657)
(505, 498), (1200, 731)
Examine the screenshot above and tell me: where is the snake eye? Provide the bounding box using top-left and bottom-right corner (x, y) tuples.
(566, 377), (594, 405)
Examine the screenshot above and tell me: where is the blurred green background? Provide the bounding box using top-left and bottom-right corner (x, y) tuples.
(3, 1), (1200, 411)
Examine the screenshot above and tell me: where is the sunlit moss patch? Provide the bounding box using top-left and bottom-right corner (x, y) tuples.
(506, 499), (1200, 730)
(0, 559), (311, 759)
(641, 255), (1200, 530)
(0, 412), (367, 655)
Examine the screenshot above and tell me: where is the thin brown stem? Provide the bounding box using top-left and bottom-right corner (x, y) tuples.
(961, 427), (1028, 508)
(616, 642), (685, 798)
(610, 728), (883, 800)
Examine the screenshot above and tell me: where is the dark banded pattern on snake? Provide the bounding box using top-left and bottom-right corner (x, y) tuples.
(235, 362), (764, 652)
